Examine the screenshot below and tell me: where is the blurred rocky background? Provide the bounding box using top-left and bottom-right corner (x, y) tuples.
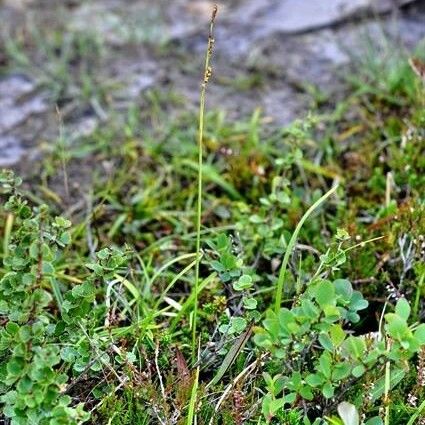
(1, 0), (424, 168)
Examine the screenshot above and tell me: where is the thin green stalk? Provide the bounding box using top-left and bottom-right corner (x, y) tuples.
(147, 252), (197, 288)
(3, 213), (13, 259)
(414, 271), (425, 320)
(274, 184), (339, 313)
(154, 259), (197, 310)
(384, 352), (390, 425)
(312, 234), (386, 281)
(55, 105), (69, 200)
(407, 398), (425, 425)
(50, 278), (64, 312)
(187, 343), (201, 425)
(384, 338), (393, 425)
(192, 4), (218, 359)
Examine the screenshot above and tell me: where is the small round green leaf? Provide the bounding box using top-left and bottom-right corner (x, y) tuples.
(395, 298), (411, 321)
(233, 274), (253, 291)
(315, 280), (335, 308)
(352, 364), (366, 377)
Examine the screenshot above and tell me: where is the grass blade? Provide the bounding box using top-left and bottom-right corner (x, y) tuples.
(274, 184), (339, 312)
(50, 278), (64, 312)
(3, 213), (13, 259)
(180, 159), (241, 200)
(206, 321), (254, 389)
(371, 367), (405, 402)
(187, 344), (200, 425)
(407, 398), (425, 425)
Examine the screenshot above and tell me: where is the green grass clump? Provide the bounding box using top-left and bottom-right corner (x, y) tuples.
(1, 8), (425, 425)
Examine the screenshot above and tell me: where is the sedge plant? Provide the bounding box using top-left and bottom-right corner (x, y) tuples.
(192, 4), (218, 358)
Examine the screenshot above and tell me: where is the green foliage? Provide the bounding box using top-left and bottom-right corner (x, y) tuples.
(0, 171), (89, 424)
(1, 29), (424, 424)
(255, 273), (425, 423)
(96, 390), (151, 425)
(207, 233), (260, 335)
(0, 172), (133, 424)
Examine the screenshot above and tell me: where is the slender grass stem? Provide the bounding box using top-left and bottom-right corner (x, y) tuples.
(407, 398), (425, 425)
(414, 271), (425, 320)
(3, 213), (13, 259)
(384, 341), (391, 425)
(55, 105), (70, 200)
(192, 5), (218, 359)
(187, 342), (201, 425)
(274, 184), (339, 313)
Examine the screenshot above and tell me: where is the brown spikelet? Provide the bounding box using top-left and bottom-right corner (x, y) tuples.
(202, 5), (218, 87)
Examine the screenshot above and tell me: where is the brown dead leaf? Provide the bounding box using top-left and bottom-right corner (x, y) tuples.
(175, 347), (190, 386)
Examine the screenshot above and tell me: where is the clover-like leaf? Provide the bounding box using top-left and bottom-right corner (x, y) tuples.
(315, 280), (336, 308)
(342, 336), (366, 359)
(385, 313), (411, 341)
(334, 279), (353, 301)
(243, 297), (257, 310)
(349, 291), (368, 311)
(395, 298), (411, 321)
(322, 382), (334, 399)
(233, 274), (253, 291)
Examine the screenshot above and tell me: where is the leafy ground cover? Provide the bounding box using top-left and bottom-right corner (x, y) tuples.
(1, 7), (425, 425)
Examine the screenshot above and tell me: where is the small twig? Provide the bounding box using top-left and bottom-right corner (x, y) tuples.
(155, 341), (166, 400)
(152, 405), (167, 425)
(89, 376), (129, 416)
(207, 353), (268, 425)
(79, 324), (124, 385)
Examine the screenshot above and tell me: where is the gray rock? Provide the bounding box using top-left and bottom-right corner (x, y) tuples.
(69, 116), (98, 142)
(230, 0), (416, 36)
(0, 74), (49, 167)
(68, 2), (168, 46)
(0, 135), (25, 166)
(0, 75), (47, 133)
